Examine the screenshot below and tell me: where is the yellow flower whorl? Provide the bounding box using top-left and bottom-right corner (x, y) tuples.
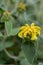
(18, 2), (26, 10)
(18, 23), (41, 40)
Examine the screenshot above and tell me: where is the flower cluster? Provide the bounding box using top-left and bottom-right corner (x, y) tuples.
(18, 23), (41, 40)
(3, 11), (10, 16)
(2, 11), (10, 22)
(18, 2), (26, 10)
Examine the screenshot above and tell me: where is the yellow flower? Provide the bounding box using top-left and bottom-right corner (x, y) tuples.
(30, 23), (41, 40)
(31, 32), (37, 40)
(2, 11), (10, 22)
(18, 23), (41, 40)
(18, 2), (26, 10)
(3, 11), (10, 16)
(31, 23), (41, 38)
(24, 30), (30, 37)
(18, 31), (23, 38)
(20, 26), (26, 30)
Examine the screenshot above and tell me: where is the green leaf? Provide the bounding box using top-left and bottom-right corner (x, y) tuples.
(0, 0), (4, 6)
(0, 59), (6, 64)
(0, 41), (14, 51)
(0, 0), (8, 10)
(37, 37), (43, 59)
(5, 41), (14, 48)
(38, 63), (43, 65)
(22, 44), (35, 64)
(8, 28), (20, 36)
(19, 51), (30, 65)
(0, 32), (3, 37)
(5, 21), (12, 35)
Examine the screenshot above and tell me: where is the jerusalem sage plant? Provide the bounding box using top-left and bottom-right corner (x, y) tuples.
(0, 0), (43, 65)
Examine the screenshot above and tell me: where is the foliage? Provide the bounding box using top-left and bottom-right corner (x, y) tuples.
(0, 0), (43, 65)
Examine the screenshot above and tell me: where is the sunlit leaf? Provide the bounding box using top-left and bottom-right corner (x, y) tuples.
(5, 21), (12, 35)
(38, 63), (43, 65)
(19, 51), (30, 65)
(0, 41), (14, 51)
(8, 28), (20, 36)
